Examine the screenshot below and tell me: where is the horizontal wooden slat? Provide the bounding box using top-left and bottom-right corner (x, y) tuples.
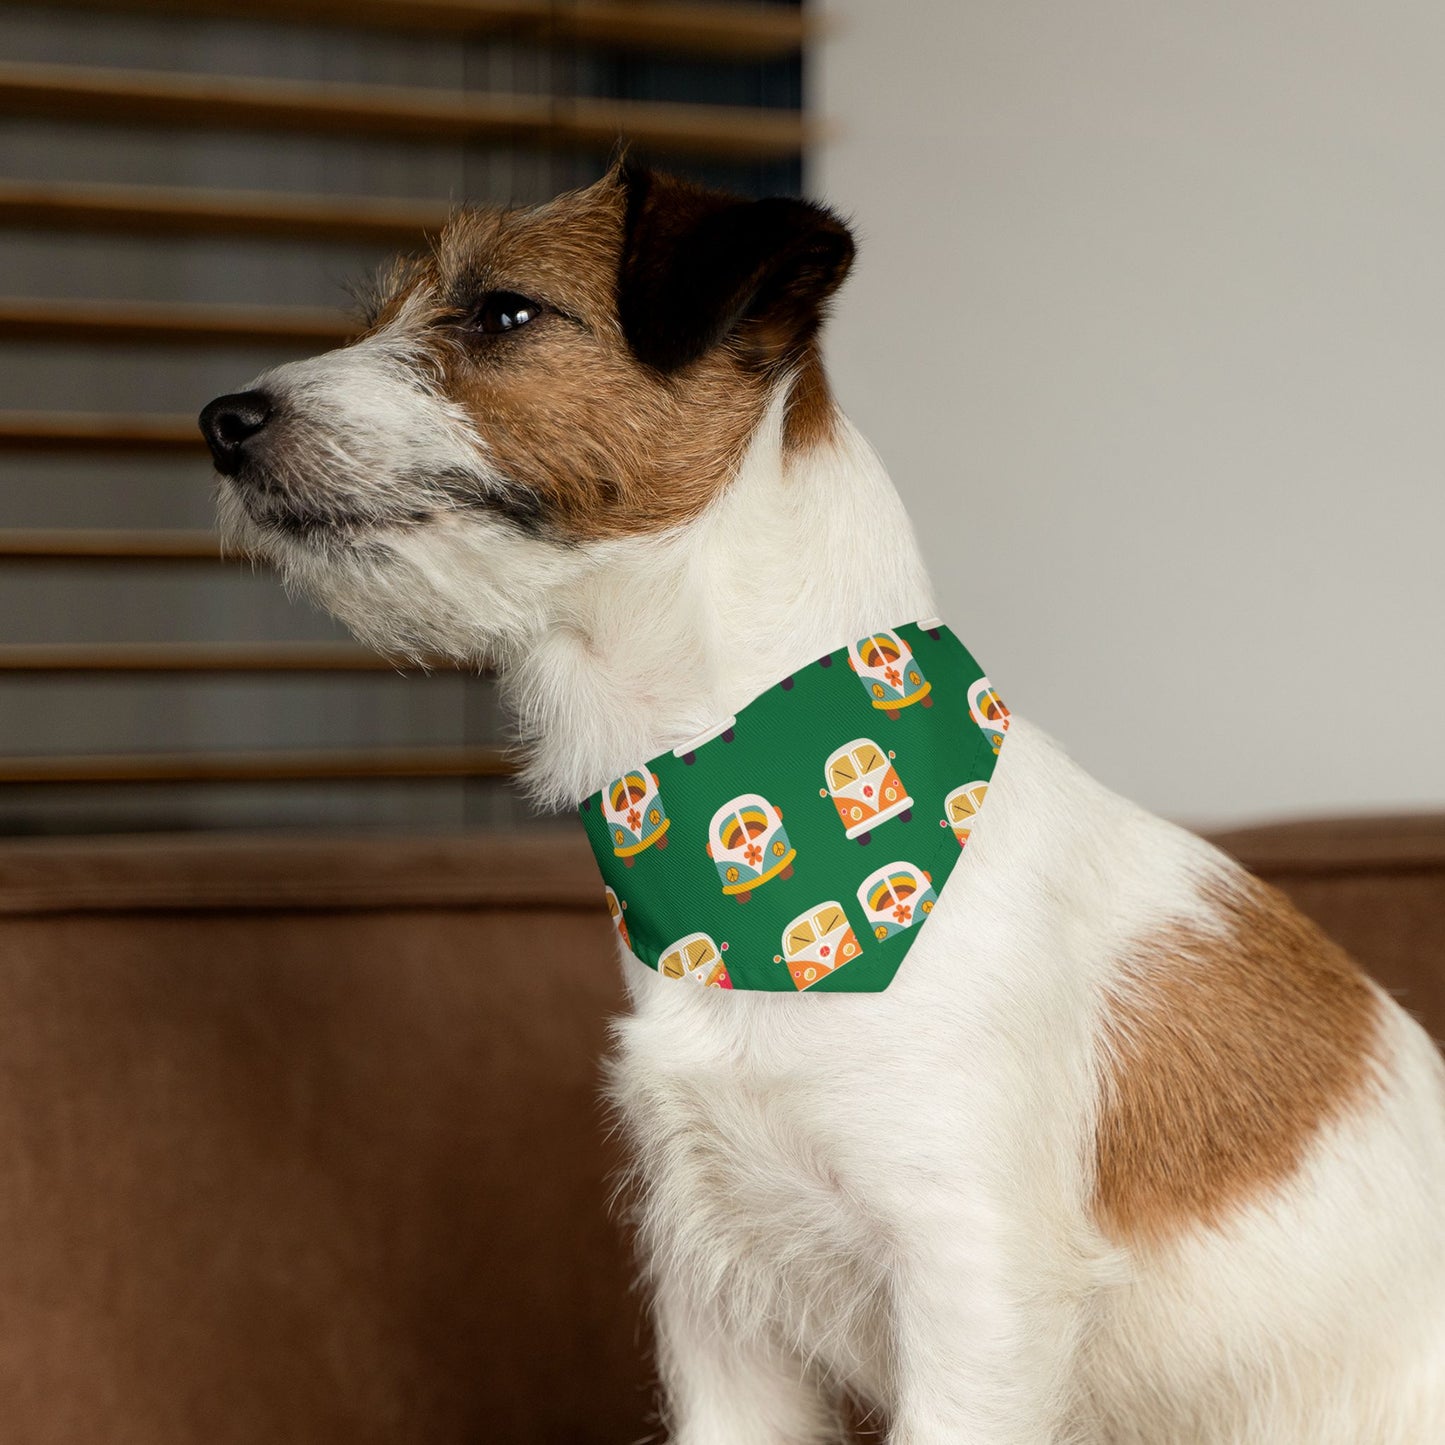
(0, 413), (203, 452)
(0, 62), (812, 161)
(0, 296), (353, 349)
(1213, 814), (1445, 876)
(0, 643), (419, 673)
(0, 528), (221, 560)
(0, 745), (513, 784)
(0, 179), (449, 245)
(28, 0), (810, 59)
(531, 0), (809, 57)
(0, 831), (603, 916)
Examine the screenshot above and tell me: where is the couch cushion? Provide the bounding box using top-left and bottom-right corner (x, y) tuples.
(0, 830), (649, 1445)
(0, 817), (1439, 1442)
(1213, 813), (1445, 1043)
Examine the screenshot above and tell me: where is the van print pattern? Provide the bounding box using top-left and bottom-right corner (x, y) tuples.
(847, 629), (933, 719)
(706, 793), (796, 901)
(942, 781), (990, 848)
(578, 621), (1003, 992)
(604, 886), (630, 947)
(658, 933), (733, 989)
(601, 766), (670, 864)
(821, 738), (913, 842)
(857, 862), (937, 941)
(967, 676), (1011, 755)
(776, 901), (863, 991)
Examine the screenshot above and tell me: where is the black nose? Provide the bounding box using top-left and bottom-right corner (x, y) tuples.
(199, 390), (273, 475)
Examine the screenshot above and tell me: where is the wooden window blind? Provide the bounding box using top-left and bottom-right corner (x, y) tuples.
(0, 0), (809, 834)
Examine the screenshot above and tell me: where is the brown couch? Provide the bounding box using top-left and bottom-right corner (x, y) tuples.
(0, 817), (1439, 1443)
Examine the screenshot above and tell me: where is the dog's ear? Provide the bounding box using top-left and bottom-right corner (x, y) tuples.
(616, 162), (855, 374)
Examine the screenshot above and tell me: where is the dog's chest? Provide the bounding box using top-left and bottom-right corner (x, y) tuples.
(612, 998), (895, 1385)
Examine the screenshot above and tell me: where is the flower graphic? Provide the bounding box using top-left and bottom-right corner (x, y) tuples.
(744, 842), (763, 867)
(627, 808), (641, 831)
(892, 903), (912, 925)
(884, 665), (902, 687)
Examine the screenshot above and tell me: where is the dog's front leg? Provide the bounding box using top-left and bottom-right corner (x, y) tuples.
(654, 1275), (841, 1445)
(885, 1203), (1092, 1445)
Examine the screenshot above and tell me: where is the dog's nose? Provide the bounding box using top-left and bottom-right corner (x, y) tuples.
(199, 390), (273, 475)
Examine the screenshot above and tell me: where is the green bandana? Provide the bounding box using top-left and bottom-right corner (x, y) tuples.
(578, 621), (1009, 993)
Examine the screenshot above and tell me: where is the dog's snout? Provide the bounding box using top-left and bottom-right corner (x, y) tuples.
(199, 390), (274, 476)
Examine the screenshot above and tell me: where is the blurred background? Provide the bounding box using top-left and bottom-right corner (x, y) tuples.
(0, 0), (1439, 840)
(2, 0), (1441, 839)
(0, 5), (1440, 1443)
(0, 0), (801, 837)
(817, 0), (1445, 828)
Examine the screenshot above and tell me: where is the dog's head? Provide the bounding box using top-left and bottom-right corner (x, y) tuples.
(200, 163), (854, 661)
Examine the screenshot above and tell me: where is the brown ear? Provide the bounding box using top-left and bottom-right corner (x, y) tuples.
(616, 163), (855, 374)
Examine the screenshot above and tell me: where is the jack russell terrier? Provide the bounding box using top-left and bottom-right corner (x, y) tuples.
(200, 163), (1445, 1444)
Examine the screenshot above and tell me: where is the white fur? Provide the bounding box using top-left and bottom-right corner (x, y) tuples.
(221, 350), (1445, 1443)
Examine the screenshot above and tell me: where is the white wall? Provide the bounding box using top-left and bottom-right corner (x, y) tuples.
(812, 0), (1444, 827)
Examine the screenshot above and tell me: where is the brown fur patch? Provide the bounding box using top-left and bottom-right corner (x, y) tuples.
(782, 344), (840, 456)
(1094, 873), (1382, 1246)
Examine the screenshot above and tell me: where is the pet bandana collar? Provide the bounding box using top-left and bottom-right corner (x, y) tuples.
(578, 621), (1009, 993)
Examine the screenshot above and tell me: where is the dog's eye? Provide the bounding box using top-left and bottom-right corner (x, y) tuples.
(471, 291), (544, 335)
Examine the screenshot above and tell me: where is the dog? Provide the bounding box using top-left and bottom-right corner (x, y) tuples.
(200, 162), (1445, 1444)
